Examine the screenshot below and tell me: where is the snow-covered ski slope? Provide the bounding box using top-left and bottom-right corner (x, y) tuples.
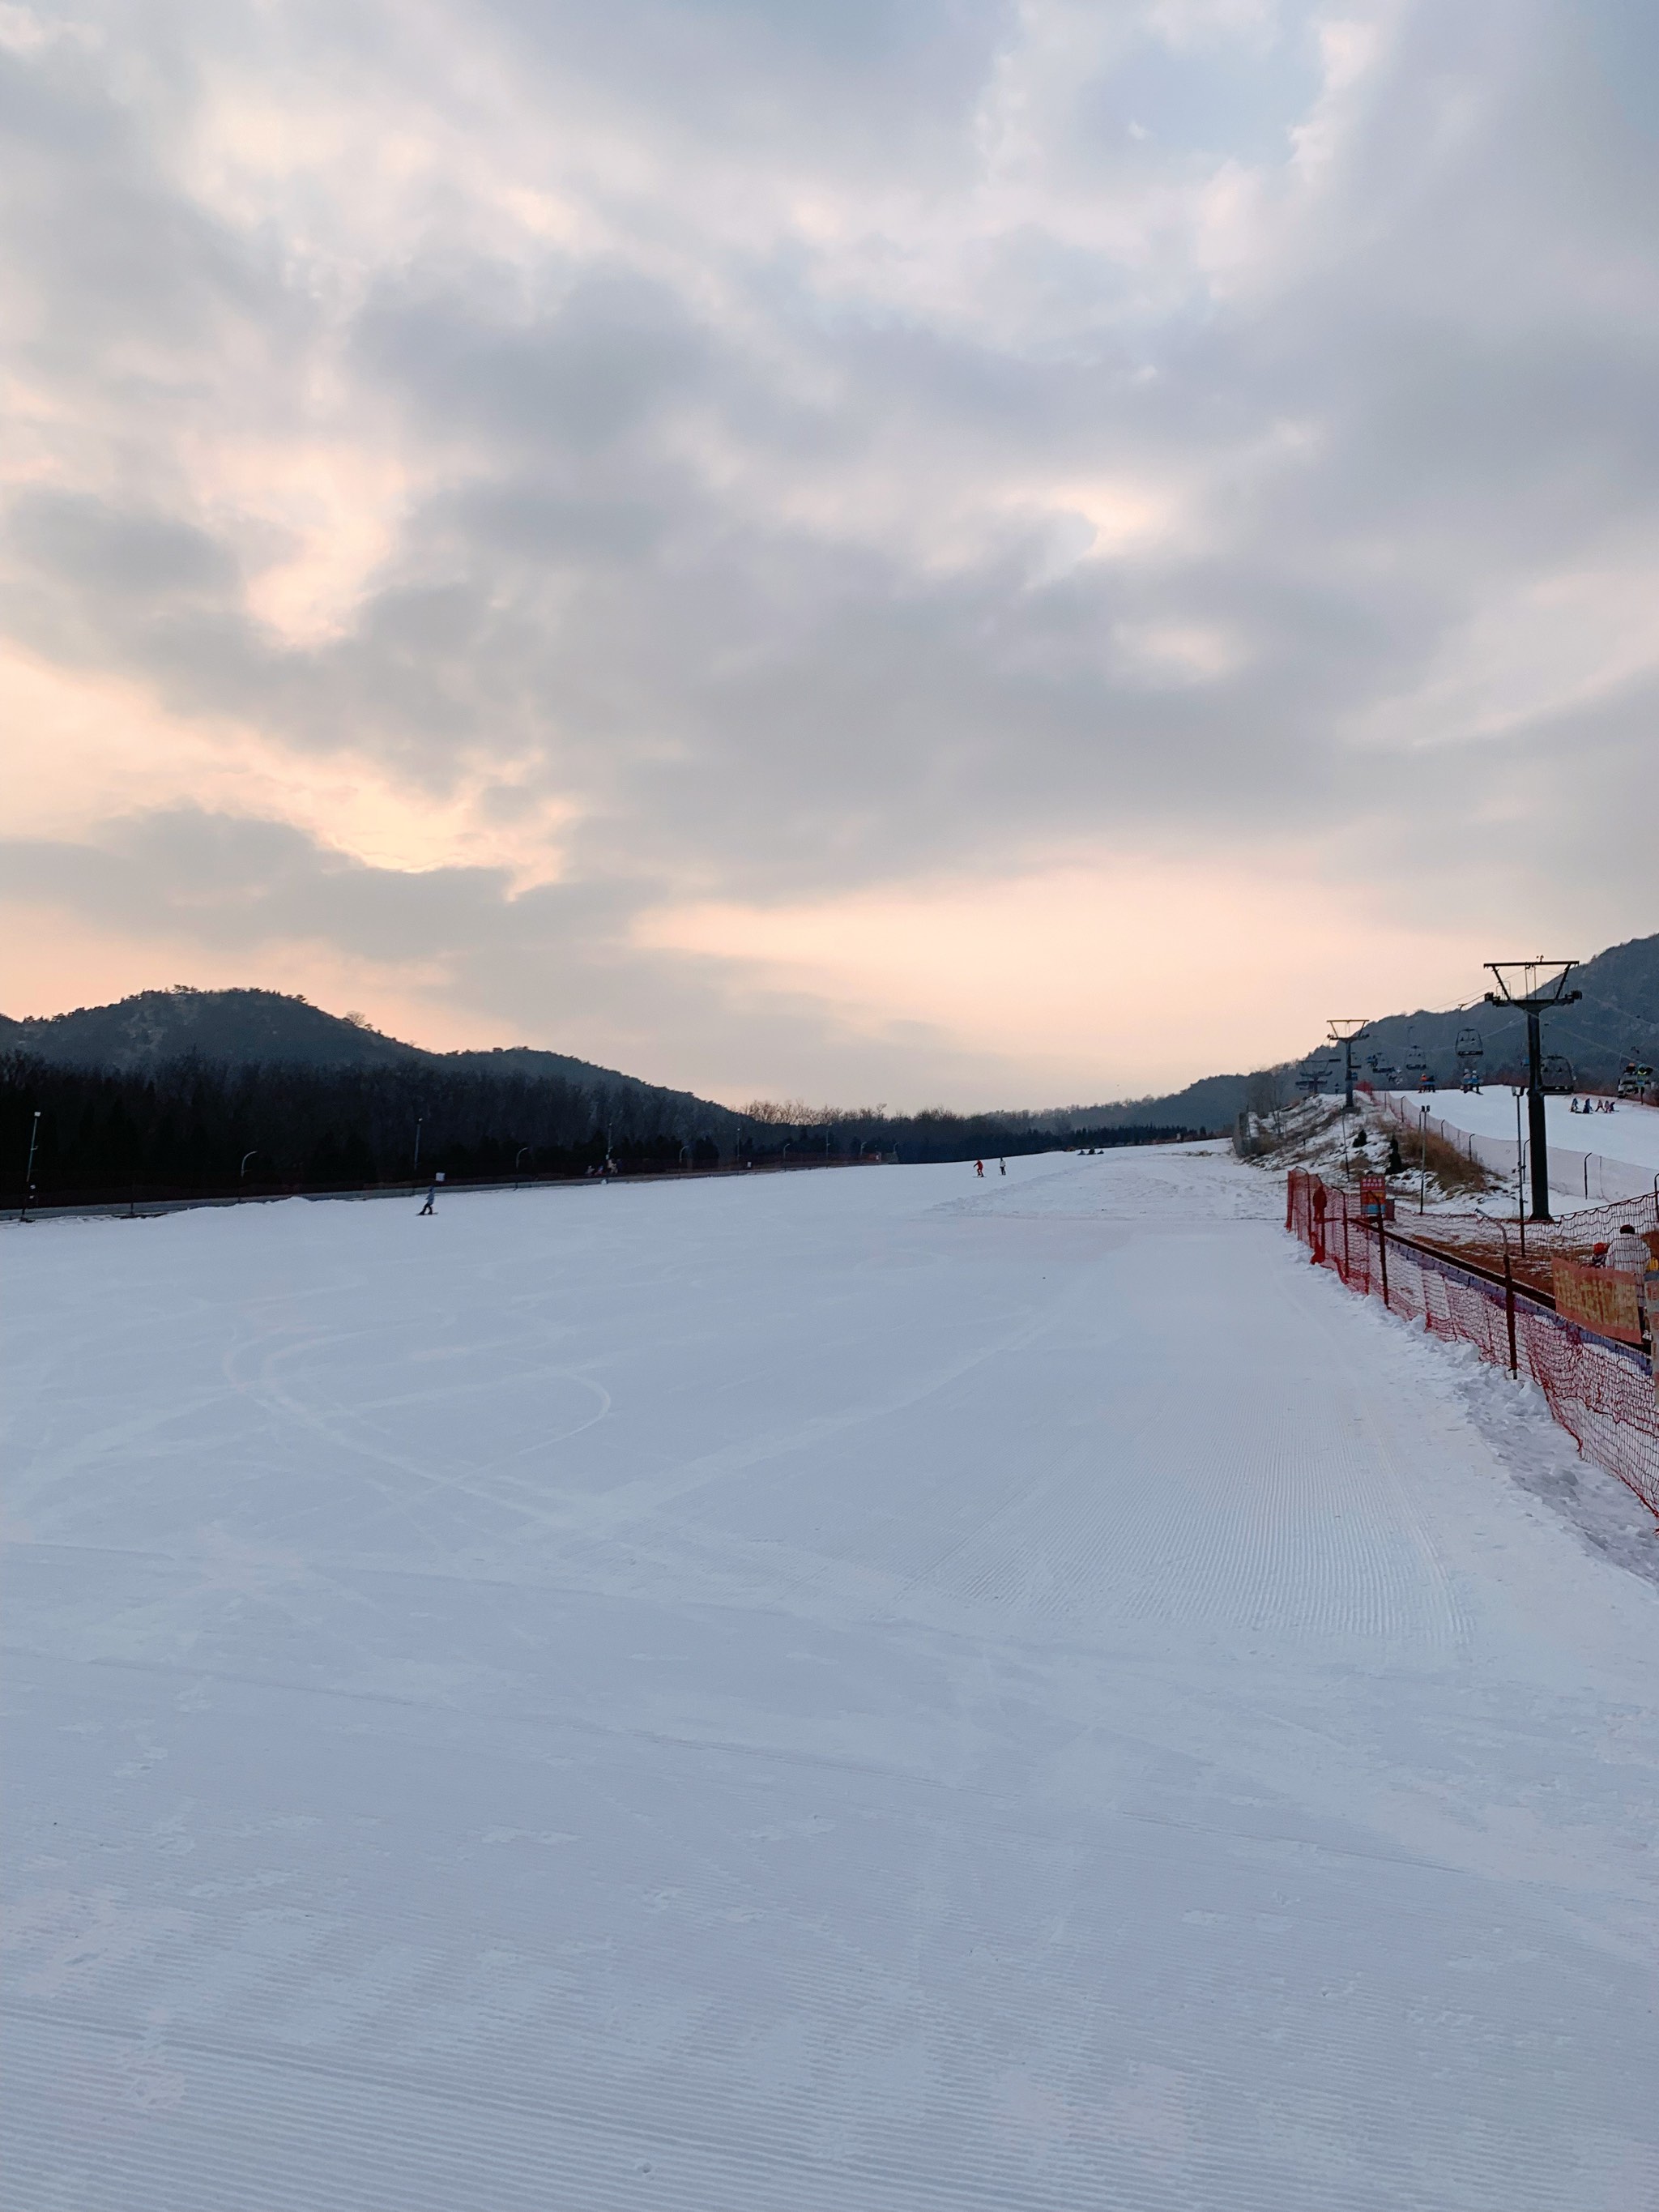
(5, 1147), (1658, 2212)
(1381, 1087), (1659, 1195)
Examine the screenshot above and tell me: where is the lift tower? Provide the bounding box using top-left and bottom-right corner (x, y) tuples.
(1326, 1018), (1370, 1113)
(1483, 960), (1580, 1225)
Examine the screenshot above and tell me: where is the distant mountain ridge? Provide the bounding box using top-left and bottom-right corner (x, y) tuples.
(1040, 931), (1659, 1131)
(4, 932), (1653, 1142)
(1324, 933), (1659, 1090)
(0, 987), (744, 1138)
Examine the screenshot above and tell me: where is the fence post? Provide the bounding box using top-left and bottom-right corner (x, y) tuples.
(1503, 1243), (1518, 1377)
(1341, 1196), (1350, 1283)
(1377, 1215), (1389, 1309)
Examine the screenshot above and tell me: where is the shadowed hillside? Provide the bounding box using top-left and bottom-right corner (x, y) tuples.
(1041, 932), (1658, 1129)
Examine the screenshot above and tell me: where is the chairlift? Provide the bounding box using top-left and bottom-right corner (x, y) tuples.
(1454, 1025), (1483, 1063)
(1404, 1040), (1428, 1075)
(1615, 1062), (1653, 1099)
(1371, 1061), (1399, 1087)
(1540, 1053), (1576, 1094)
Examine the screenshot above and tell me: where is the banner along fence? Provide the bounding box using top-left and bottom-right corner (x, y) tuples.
(1286, 1169), (1659, 1521)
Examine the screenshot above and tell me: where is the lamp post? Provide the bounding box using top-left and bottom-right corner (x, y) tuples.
(515, 1147), (531, 1187)
(412, 1115), (424, 1177)
(1418, 1104), (1429, 1215)
(241, 1150), (258, 1181)
(20, 1108), (41, 1222)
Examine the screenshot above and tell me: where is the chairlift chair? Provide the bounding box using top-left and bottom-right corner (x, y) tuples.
(1540, 1053), (1576, 1094)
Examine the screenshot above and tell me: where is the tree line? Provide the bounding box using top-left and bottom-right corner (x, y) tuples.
(741, 1100), (1205, 1166)
(2, 1054), (1213, 1206)
(1, 1053), (727, 1202)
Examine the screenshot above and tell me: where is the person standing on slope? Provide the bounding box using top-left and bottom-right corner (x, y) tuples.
(975, 1159), (984, 1178)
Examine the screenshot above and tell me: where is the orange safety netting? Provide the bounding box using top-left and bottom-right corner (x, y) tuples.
(1286, 1170), (1659, 1521)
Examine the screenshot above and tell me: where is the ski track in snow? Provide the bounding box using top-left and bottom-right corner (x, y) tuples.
(3, 1145), (1659, 2210)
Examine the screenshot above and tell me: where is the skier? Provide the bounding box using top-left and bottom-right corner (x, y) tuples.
(975, 1159), (984, 1178)
(418, 1169), (444, 1216)
(999, 1158), (1006, 1176)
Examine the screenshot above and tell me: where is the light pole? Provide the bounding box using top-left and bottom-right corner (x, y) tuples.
(1511, 1087), (1527, 1255)
(241, 1150), (258, 1181)
(515, 1147), (531, 1186)
(1418, 1104), (1429, 1215)
(20, 1108), (41, 1221)
(412, 1115), (424, 1177)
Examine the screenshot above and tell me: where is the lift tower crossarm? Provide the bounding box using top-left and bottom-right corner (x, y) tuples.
(1482, 959), (1580, 1225)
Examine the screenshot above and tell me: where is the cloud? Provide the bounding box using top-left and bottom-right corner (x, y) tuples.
(0, 805), (1049, 1103)
(2, 0), (1656, 1100)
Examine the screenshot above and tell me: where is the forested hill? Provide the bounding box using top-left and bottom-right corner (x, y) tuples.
(4, 933), (1651, 1204)
(1303, 932), (1659, 1091)
(1039, 930), (1659, 1131)
(0, 987), (753, 1199)
(0, 987), (740, 1138)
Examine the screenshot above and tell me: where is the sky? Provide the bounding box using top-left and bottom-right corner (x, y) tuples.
(2, 0), (1656, 1109)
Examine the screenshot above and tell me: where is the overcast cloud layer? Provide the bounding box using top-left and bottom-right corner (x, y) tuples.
(2, 0), (1657, 1104)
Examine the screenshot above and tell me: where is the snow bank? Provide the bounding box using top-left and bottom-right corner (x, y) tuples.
(4, 1149), (1657, 2210)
